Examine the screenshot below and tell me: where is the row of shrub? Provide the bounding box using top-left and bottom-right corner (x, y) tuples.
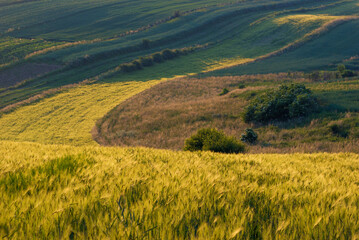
(119, 47), (196, 73)
(82, 0), (302, 70)
(68, 31), (206, 69)
(307, 64), (358, 81)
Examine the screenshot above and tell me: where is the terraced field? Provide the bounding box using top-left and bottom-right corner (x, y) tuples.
(2, 0), (358, 107)
(0, 0), (358, 147)
(211, 18), (359, 75)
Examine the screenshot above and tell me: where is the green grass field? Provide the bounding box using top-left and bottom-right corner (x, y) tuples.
(210, 19), (359, 76)
(2, 0), (358, 108)
(0, 37), (64, 67)
(1, 141), (359, 239)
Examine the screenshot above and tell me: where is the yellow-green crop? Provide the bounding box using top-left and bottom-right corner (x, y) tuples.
(0, 80), (160, 145)
(1, 141), (359, 239)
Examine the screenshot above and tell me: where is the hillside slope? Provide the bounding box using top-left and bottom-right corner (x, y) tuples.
(1, 0), (359, 146)
(92, 74), (359, 152)
(1, 0), (358, 107)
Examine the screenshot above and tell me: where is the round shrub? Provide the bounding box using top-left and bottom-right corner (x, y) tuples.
(329, 123), (350, 138)
(240, 128), (258, 144)
(184, 128), (245, 154)
(238, 84), (246, 89)
(242, 84), (318, 123)
(219, 88), (229, 96)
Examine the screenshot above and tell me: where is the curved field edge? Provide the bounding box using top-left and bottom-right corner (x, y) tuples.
(0, 80), (162, 145)
(1, 0), (352, 107)
(2, 11), (357, 111)
(206, 15), (359, 72)
(1, 14), (355, 116)
(1, 141), (359, 239)
(0, 1), (358, 146)
(91, 74), (359, 153)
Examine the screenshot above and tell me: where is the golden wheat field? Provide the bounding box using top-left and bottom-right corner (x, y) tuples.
(0, 80), (161, 145)
(1, 141), (359, 239)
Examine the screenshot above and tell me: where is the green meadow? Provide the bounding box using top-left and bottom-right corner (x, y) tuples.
(2, 0), (359, 107)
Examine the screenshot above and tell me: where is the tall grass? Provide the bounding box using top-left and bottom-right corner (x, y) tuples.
(1, 141), (359, 239)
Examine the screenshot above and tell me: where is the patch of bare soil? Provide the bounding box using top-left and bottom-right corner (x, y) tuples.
(0, 63), (61, 88)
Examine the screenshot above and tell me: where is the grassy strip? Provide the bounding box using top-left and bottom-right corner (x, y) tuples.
(208, 15), (359, 73)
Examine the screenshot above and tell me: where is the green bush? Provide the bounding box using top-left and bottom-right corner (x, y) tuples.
(241, 128), (258, 144)
(184, 128), (245, 154)
(219, 88), (229, 96)
(120, 60), (143, 72)
(342, 70), (357, 78)
(242, 84), (318, 123)
(173, 10), (181, 18)
(121, 63), (137, 72)
(139, 57), (154, 67)
(152, 53), (164, 63)
(161, 49), (177, 60)
(119, 46), (198, 74)
(238, 84), (246, 89)
(337, 64), (358, 78)
(131, 60), (142, 70)
(337, 64), (346, 75)
(329, 123), (350, 138)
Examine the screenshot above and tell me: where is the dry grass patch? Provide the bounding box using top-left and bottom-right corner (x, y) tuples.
(93, 73), (359, 153)
(94, 76), (250, 149)
(93, 73), (307, 150)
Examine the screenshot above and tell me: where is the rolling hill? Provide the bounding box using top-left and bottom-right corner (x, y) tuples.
(1, 0), (359, 238)
(1, 0), (359, 146)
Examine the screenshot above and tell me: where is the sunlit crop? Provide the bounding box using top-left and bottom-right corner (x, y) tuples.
(274, 14), (341, 26)
(1, 141), (359, 239)
(0, 80), (161, 145)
